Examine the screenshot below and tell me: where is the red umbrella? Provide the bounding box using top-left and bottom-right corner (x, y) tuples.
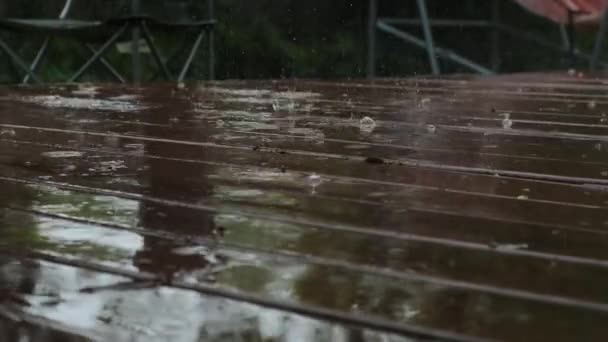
(513, 0), (608, 24)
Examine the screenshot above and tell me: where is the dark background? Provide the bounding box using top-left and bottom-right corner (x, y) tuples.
(0, 0), (601, 83)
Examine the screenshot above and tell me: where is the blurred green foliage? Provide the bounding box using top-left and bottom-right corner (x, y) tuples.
(0, 0), (602, 83)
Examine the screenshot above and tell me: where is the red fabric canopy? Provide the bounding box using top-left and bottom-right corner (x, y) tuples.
(513, 0), (608, 23)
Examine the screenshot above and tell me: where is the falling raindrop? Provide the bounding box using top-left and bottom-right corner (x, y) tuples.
(595, 143), (602, 151)
(567, 69), (576, 76)
(359, 116), (376, 134)
(588, 101), (597, 109)
(425, 124), (437, 134)
(272, 99), (280, 112)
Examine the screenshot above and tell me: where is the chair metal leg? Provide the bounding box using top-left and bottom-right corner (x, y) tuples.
(0, 37), (42, 83)
(208, 0), (215, 80)
(377, 21), (492, 74)
(591, 11), (608, 70)
(140, 21), (173, 81)
(85, 44), (126, 83)
(178, 29), (206, 82)
(490, 0), (501, 72)
(69, 23), (128, 82)
(22, 37), (50, 84)
(559, 24), (569, 50)
(131, 0), (142, 83)
(567, 10), (576, 67)
(367, 0), (377, 79)
(208, 27), (215, 80)
(148, 39), (190, 81)
(416, 0), (440, 75)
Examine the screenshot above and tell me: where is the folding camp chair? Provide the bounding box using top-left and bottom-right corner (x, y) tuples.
(0, 0), (123, 83)
(0, 0), (215, 83)
(70, 0), (216, 83)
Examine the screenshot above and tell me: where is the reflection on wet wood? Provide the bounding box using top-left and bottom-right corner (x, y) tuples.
(1, 73), (608, 341)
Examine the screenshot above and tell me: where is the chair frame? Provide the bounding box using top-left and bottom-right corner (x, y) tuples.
(366, 0), (608, 78)
(0, 0), (216, 83)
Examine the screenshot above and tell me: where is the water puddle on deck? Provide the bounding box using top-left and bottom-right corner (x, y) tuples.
(2, 80), (608, 341)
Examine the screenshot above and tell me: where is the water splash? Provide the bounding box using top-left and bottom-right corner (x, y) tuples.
(359, 116), (376, 134)
(41, 151), (84, 158)
(306, 173), (322, 194)
(594, 143), (602, 151)
(0, 128), (16, 137)
(500, 113), (512, 129)
(272, 99), (296, 112)
(418, 97), (431, 109)
(425, 124), (437, 134)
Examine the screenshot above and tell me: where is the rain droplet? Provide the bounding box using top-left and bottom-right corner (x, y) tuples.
(516, 195), (528, 200)
(595, 143), (602, 151)
(568, 68), (576, 76)
(588, 101), (597, 109)
(359, 116), (376, 134)
(177, 82), (185, 89)
(425, 124), (437, 134)
(216, 119), (225, 128)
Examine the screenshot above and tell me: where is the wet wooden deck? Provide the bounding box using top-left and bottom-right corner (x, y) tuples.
(1, 73), (608, 341)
